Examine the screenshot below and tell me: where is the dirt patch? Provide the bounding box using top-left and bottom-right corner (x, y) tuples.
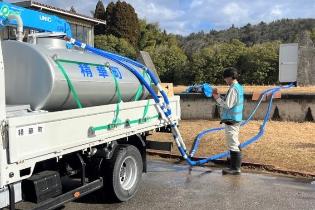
(149, 120), (315, 174)
(174, 85), (315, 94)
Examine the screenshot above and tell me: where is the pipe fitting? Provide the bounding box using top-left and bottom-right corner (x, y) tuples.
(7, 14), (23, 42)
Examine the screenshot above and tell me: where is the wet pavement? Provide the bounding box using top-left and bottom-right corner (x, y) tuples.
(66, 158), (315, 210)
(16, 158), (315, 210)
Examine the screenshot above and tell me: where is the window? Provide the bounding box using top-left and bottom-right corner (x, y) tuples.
(70, 23), (77, 38)
(85, 27), (92, 45)
(1, 28), (9, 40)
(68, 22), (93, 45)
(0, 27), (16, 40)
(82, 26), (87, 43)
(76, 25), (84, 42)
(1, 27), (33, 41)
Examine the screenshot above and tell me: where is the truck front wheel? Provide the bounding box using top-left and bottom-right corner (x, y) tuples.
(102, 144), (143, 202)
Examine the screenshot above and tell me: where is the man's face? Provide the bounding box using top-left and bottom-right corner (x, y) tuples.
(224, 77), (233, 85)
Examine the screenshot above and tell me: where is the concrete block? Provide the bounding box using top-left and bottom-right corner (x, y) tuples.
(179, 93), (315, 122)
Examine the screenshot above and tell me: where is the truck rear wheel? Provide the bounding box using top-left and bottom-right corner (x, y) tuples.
(102, 144), (143, 202)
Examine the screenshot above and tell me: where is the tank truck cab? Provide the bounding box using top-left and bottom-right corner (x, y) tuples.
(0, 2), (181, 209)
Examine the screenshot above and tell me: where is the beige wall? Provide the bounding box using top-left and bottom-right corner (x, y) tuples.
(179, 93), (315, 122)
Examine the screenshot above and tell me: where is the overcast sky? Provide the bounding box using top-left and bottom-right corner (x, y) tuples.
(7, 0), (315, 35)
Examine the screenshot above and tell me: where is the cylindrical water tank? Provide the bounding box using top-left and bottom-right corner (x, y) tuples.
(2, 38), (150, 111)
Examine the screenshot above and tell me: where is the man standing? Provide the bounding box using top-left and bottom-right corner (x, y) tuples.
(212, 67), (244, 175)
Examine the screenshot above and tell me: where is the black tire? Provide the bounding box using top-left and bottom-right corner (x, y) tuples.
(101, 144), (143, 202)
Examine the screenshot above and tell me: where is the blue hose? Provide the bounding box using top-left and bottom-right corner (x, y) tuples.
(188, 85), (292, 165)
(67, 37), (294, 167)
(190, 84), (293, 160)
(189, 86), (285, 157)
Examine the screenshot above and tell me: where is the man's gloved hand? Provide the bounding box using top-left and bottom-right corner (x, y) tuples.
(212, 88), (220, 99)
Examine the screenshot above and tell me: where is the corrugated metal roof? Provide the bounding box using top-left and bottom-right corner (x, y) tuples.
(15, 0), (106, 25)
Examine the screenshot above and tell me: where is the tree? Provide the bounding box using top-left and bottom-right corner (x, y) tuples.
(236, 41), (280, 84)
(94, 0), (106, 35)
(145, 44), (187, 84)
(94, 34), (137, 59)
(310, 29), (315, 43)
(189, 40), (246, 84)
(138, 20), (167, 50)
(105, 1), (140, 47)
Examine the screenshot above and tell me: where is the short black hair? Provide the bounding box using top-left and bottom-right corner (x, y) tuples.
(223, 67), (238, 79)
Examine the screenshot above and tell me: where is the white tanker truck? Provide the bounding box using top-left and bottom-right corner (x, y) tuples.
(0, 2), (180, 209)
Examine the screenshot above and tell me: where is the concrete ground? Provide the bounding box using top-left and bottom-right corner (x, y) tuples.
(15, 158), (315, 210)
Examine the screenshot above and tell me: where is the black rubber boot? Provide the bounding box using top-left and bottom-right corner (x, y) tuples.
(222, 150), (242, 175)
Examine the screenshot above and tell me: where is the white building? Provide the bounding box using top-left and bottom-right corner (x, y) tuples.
(2, 0), (106, 46)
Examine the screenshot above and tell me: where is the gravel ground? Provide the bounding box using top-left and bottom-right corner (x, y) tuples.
(149, 120), (315, 174)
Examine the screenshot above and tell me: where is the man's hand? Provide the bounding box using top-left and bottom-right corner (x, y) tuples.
(212, 88), (220, 100)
